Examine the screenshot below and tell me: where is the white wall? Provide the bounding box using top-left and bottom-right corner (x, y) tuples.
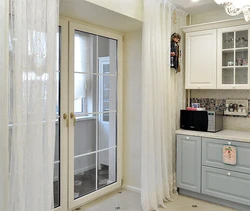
(123, 30), (142, 191)
(191, 9), (244, 25)
(85, 0), (143, 21)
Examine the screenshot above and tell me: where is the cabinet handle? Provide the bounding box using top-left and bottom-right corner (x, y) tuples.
(228, 172), (231, 176)
(228, 142), (231, 145)
(187, 136), (189, 140)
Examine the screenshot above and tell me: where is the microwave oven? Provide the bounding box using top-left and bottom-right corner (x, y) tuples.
(180, 110), (223, 132)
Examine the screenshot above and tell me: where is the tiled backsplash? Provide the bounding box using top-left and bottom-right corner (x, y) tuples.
(191, 90), (250, 131)
(190, 98), (226, 111)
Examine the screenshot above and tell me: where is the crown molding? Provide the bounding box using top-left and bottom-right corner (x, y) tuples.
(181, 18), (248, 33)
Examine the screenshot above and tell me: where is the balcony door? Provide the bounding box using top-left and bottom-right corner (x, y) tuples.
(68, 21), (122, 209)
(54, 19), (122, 211)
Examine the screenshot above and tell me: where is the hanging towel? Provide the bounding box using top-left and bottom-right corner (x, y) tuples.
(223, 145), (237, 165)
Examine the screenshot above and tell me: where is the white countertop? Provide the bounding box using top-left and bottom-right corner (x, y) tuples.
(176, 129), (250, 143)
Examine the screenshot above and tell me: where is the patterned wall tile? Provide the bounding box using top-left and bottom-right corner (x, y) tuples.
(190, 90), (250, 131)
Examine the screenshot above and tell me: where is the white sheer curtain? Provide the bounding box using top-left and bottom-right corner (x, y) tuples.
(8, 0), (58, 211)
(141, 0), (188, 210)
(0, 1), (9, 211)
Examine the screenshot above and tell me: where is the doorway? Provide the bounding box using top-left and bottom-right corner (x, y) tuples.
(54, 19), (123, 210)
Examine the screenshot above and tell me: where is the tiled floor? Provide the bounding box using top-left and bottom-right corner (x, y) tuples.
(78, 189), (239, 211)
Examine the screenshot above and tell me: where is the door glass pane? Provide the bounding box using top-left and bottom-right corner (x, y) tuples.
(98, 148), (117, 189)
(98, 37), (117, 75)
(54, 26), (61, 208)
(74, 31), (96, 73)
(222, 68), (234, 84)
(74, 154), (96, 199)
(74, 73), (97, 115)
(236, 30), (248, 48)
(99, 75), (117, 112)
(73, 30), (118, 201)
(223, 32), (234, 49)
(74, 117), (97, 155)
(98, 112), (117, 150)
(235, 67), (248, 84)
(53, 162), (60, 207)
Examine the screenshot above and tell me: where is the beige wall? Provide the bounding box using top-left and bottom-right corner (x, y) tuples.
(123, 30), (142, 191)
(85, 0), (143, 21)
(191, 9), (244, 25)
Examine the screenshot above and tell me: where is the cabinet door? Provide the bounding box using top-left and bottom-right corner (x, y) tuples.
(217, 25), (250, 89)
(202, 166), (250, 206)
(185, 30), (217, 89)
(177, 135), (201, 193)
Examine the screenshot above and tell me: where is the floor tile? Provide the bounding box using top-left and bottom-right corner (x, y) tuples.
(78, 189), (239, 211)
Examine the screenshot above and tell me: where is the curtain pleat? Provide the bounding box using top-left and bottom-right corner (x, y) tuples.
(8, 0), (58, 210)
(141, 0), (188, 210)
(0, 1), (9, 211)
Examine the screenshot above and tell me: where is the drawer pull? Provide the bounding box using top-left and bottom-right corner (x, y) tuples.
(187, 137), (189, 140)
(228, 172), (231, 176)
(228, 142), (231, 145)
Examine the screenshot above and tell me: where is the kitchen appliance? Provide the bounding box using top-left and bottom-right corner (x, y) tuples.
(180, 110), (223, 132)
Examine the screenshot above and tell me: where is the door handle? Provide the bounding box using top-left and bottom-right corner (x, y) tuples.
(70, 112), (76, 126)
(63, 113), (69, 127)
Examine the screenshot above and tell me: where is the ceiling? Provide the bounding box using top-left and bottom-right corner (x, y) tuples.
(169, 0), (223, 14)
(59, 0), (224, 32)
(60, 0), (142, 33)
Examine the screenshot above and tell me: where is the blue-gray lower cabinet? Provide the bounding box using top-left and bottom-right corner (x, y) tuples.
(202, 138), (250, 174)
(202, 166), (250, 206)
(177, 135), (201, 193)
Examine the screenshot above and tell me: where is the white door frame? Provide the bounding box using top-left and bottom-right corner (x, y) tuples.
(68, 21), (123, 210)
(54, 19), (69, 211)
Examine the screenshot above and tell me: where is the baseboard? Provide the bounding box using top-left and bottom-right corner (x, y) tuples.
(179, 188), (250, 211)
(122, 184), (141, 193)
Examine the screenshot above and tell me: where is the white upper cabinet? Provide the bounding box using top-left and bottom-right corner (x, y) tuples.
(185, 30), (217, 89)
(217, 25), (250, 89)
(182, 18), (250, 90)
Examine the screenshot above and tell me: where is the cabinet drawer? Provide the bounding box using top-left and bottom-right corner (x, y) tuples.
(202, 138), (250, 174)
(202, 166), (250, 206)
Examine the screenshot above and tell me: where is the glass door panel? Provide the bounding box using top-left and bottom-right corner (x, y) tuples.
(222, 50), (234, 67)
(99, 75), (117, 112)
(97, 148), (117, 189)
(223, 32), (234, 49)
(222, 68), (234, 84)
(69, 22), (121, 209)
(220, 28), (249, 88)
(74, 154), (97, 199)
(235, 67), (248, 84)
(236, 30), (248, 48)
(54, 26), (61, 209)
(236, 49), (248, 66)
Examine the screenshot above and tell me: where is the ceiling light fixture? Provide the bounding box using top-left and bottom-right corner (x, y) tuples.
(214, 0), (250, 22)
